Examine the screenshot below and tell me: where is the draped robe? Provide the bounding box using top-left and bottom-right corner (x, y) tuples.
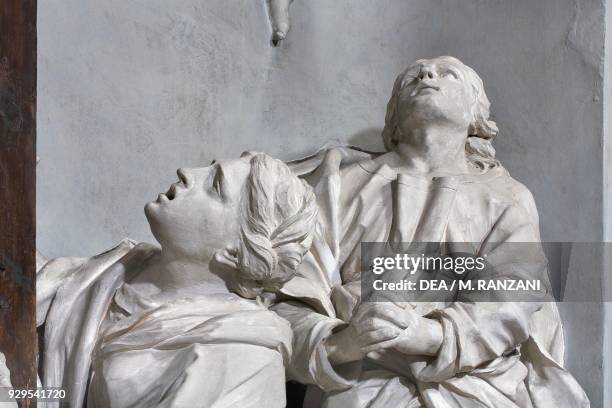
(275, 146), (590, 408)
(37, 242), (292, 408)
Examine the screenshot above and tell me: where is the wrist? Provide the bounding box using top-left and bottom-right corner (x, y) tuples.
(419, 316), (443, 355)
(324, 326), (361, 365)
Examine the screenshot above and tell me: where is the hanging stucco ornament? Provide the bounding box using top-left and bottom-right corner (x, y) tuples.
(267, 0), (292, 45)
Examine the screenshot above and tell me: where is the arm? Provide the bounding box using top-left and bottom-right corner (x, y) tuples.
(271, 300), (356, 392)
(325, 304), (443, 365)
(412, 202), (549, 382)
(328, 198), (548, 383)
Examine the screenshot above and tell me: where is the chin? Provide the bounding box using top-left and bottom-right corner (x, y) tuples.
(410, 95), (446, 112)
(144, 204), (183, 251)
(408, 100), (465, 125)
(145, 214), (168, 249)
(144, 201), (158, 221)
(144, 202), (165, 237)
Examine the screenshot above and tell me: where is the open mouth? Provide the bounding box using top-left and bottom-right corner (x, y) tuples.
(158, 170), (188, 202)
(166, 184), (178, 200)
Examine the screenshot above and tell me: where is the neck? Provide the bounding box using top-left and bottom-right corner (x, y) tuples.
(141, 251), (231, 294)
(391, 125), (469, 176)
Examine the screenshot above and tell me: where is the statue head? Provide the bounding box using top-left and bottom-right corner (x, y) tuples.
(144, 153), (318, 298)
(382, 56), (499, 169)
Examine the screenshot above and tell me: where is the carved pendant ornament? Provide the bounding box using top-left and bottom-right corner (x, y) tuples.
(267, 0), (292, 45)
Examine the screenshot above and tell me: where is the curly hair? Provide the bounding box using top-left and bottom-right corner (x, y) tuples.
(232, 153), (318, 298)
(382, 56), (500, 170)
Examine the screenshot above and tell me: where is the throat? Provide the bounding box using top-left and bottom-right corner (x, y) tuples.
(390, 126), (470, 176)
(130, 256), (231, 297)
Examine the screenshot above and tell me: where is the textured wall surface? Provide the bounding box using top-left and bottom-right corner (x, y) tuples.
(37, 0), (607, 405)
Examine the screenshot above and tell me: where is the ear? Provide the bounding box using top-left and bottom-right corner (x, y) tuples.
(467, 121), (478, 137)
(214, 244), (240, 270)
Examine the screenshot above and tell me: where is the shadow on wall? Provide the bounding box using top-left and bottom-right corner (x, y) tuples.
(348, 128), (385, 152)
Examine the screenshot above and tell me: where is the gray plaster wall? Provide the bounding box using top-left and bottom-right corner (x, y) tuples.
(37, 0), (607, 405)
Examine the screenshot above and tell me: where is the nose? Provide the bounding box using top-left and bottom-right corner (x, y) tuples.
(418, 65), (436, 80)
(177, 168), (194, 187)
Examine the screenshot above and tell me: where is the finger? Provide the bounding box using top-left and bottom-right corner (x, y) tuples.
(359, 327), (402, 345)
(361, 337), (404, 354)
(359, 302), (407, 318)
(355, 306), (414, 329)
(372, 304), (419, 328)
(354, 303), (398, 322)
(357, 317), (399, 333)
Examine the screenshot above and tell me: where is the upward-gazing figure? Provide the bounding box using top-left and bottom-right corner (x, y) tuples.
(37, 153), (318, 408)
(275, 56), (591, 408)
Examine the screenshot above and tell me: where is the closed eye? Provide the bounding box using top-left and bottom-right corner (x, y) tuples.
(401, 74), (419, 89)
(442, 68), (459, 79)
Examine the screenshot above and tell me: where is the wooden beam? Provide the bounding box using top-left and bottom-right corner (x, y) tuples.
(0, 0), (38, 406)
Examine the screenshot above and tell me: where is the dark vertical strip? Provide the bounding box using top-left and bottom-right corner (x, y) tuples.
(0, 0), (38, 407)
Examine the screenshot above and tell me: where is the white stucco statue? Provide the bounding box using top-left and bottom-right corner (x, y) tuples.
(274, 56), (591, 407)
(37, 54), (590, 408)
(37, 153), (318, 408)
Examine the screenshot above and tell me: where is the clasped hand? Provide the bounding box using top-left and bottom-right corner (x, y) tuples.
(325, 303), (419, 364)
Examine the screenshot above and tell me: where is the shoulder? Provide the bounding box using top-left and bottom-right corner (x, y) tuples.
(507, 178), (538, 215)
(474, 171), (541, 237)
(287, 144), (383, 178)
(37, 239), (159, 325)
(37, 239), (137, 290)
(496, 174), (538, 222)
(469, 168), (537, 210)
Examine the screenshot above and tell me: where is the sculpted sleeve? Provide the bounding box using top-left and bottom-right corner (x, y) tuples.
(271, 301), (355, 391)
(274, 146), (378, 391)
(413, 201), (548, 382)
